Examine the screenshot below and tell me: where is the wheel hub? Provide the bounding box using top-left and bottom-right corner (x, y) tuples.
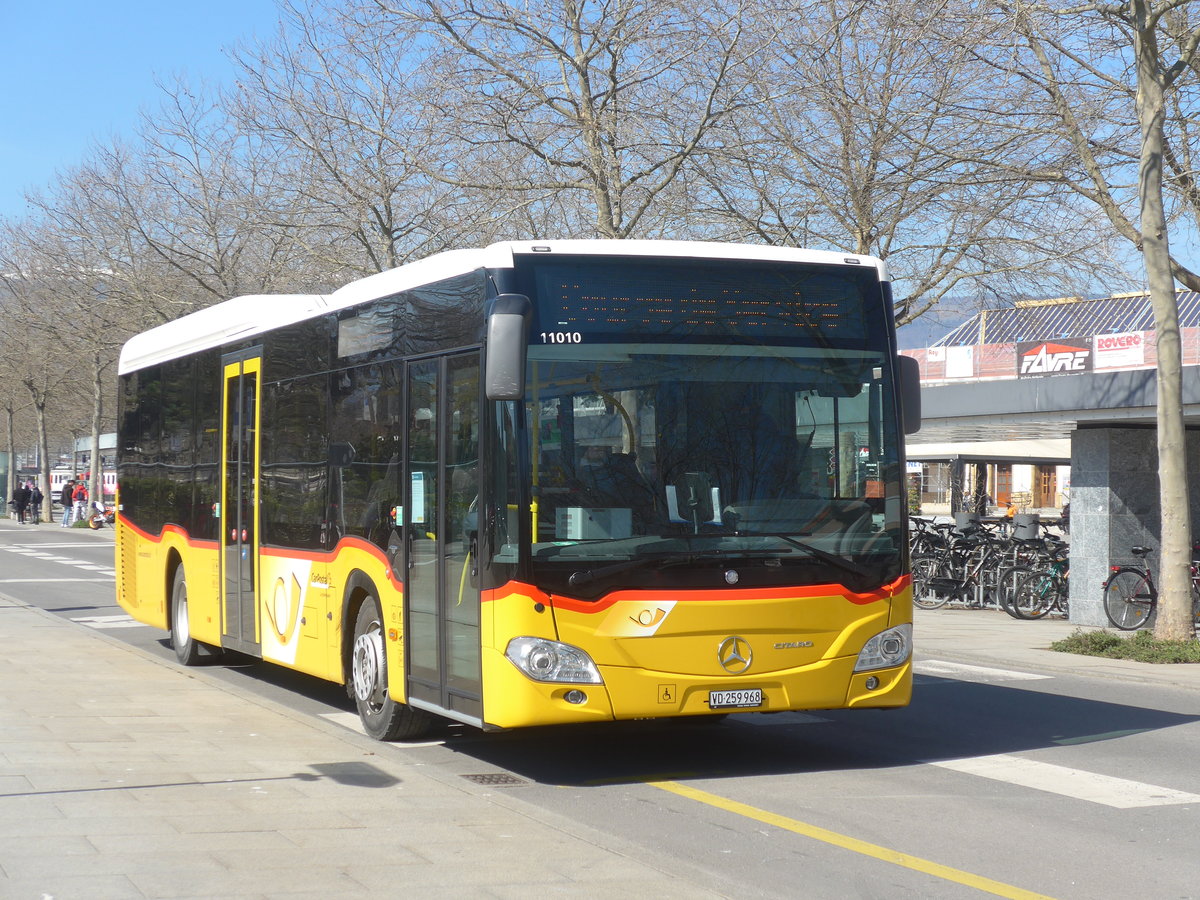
(352, 627), (385, 706)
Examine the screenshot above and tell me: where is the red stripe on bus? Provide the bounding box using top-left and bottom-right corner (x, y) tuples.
(119, 521), (404, 593)
(491, 574), (910, 614)
(119, 519), (220, 549)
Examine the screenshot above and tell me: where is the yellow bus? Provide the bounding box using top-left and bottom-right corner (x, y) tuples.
(115, 240), (921, 739)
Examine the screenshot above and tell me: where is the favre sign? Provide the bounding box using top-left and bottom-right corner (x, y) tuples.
(1093, 331), (1145, 369)
(1017, 338), (1092, 377)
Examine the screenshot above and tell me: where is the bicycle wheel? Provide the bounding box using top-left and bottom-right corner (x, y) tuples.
(1013, 571), (1062, 620)
(912, 555), (953, 610)
(1103, 568), (1154, 630)
(997, 565), (1033, 619)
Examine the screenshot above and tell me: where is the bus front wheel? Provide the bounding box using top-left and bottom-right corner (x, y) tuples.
(350, 598), (432, 741)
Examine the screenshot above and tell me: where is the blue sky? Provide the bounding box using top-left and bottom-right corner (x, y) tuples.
(0, 0), (281, 220)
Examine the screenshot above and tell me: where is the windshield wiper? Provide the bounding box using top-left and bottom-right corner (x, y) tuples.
(568, 549), (784, 588)
(764, 534), (875, 580)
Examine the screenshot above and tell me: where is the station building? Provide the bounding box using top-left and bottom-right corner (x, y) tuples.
(902, 288), (1200, 625)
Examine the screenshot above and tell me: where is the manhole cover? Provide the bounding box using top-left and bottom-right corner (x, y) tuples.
(461, 773), (527, 786)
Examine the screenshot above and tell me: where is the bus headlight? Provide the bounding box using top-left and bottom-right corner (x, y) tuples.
(853, 624), (912, 672)
(505, 637), (604, 684)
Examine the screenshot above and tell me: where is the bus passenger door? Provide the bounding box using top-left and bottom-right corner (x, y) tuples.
(220, 351), (262, 655)
(405, 354), (483, 722)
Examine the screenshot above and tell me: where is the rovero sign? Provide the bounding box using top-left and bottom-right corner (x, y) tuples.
(1017, 338), (1093, 377)
(1093, 330), (1145, 369)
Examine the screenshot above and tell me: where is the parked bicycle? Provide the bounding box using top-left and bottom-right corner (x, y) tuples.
(1102, 546), (1200, 630)
(911, 519), (1066, 616)
(1009, 548), (1069, 620)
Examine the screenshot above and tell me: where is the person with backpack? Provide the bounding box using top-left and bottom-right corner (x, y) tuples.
(72, 481), (88, 525)
(29, 483), (43, 525)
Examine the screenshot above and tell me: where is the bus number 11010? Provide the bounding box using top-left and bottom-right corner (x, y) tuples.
(541, 332), (583, 344)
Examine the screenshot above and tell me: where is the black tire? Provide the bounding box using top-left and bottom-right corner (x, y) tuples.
(997, 566), (1033, 619)
(1011, 570), (1055, 620)
(912, 555), (952, 610)
(1025, 572), (1067, 620)
(350, 598), (433, 740)
(1103, 568), (1154, 630)
(170, 567), (204, 665)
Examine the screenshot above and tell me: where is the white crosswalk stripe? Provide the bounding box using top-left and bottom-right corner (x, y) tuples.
(19, 543), (107, 549)
(2, 545), (115, 578)
(71, 614), (145, 630)
(930, 753), (1200, 808)
(914, 660), (1052, 682)
(0, 578), (114, 583)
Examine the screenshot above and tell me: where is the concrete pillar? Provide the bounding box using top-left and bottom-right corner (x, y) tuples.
(1069, 426), (1200, 626)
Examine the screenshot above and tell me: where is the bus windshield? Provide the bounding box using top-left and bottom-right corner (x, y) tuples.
(487, 255), (902, 597)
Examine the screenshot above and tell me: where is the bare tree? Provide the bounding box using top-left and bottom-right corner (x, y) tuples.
(976, 0), (1200, 638)
(16, 167), (172, 508)
(379, 0), (756, 239)
(0, 280), (29, 510)
(229, 1), (513, 277)
(69, 81), (315, 323)
(0, 236), (77, 520)
(704, 0), (1121, 324)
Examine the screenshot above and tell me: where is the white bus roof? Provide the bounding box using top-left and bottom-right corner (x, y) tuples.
(118, 240), (887, 375)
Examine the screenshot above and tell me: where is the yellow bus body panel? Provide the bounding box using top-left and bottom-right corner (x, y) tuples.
(117, 520), (408, 693)
(480, 579), (912, 730)
(115, 519), (220, 636)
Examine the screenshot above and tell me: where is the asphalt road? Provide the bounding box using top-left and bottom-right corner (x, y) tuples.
(4, 520), (1200, 899)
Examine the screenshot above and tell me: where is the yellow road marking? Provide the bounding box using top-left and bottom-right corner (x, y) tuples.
(650, 780), (1055, 900)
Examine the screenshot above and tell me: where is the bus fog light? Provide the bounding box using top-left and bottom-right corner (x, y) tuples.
(505, 637), (603, 684)
(564, 689), (587, 704)
(865, 676), (880, 690)
(854, 624), (912, 672)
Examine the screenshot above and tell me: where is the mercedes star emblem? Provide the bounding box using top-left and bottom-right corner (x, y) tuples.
(717, 635), (753, 674)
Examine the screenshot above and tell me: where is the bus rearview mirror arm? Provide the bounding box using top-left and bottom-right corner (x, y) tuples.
(485, 293), (532, 401)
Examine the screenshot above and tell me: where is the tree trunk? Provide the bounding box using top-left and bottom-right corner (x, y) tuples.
(4, 404), (13, 513)
(1132, 0), (1192, 640)
(35, 399), (51, 525)
(90, 351), (104, 515)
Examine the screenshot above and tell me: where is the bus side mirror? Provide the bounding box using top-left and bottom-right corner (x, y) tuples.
(897, 354), (922, 434)
(485, 293), (532, 401)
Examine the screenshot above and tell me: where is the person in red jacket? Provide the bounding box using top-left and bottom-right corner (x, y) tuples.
(72, 481), (88, 525)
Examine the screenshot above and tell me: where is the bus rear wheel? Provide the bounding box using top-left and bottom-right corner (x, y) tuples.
(170, 567), (203, 665)
(350, 598), (432, 741)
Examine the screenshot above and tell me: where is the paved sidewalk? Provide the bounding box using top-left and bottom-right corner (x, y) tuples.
(0, 595), (723, 900)
(915, 606), (1200, 691)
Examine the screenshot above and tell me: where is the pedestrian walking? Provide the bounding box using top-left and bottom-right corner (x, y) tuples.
(29, 484), (43, 525)
(12, 482), (31, 524)
(72, 481), (88, 525)
(60, 480), (75, 526)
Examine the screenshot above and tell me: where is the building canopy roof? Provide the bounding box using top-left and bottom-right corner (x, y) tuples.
(931, 291), (1200, 347)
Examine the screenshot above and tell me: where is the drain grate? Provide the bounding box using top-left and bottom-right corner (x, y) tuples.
(461, 773), (527, 786)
